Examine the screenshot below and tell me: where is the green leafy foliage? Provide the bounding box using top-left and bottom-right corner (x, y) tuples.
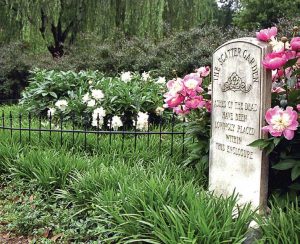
(250, 133), (300, 195)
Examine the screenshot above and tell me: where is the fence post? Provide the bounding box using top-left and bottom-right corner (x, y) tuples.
(9, 111), (12, 138)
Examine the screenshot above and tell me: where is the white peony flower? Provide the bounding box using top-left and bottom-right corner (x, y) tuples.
(156, 76), (166, 84)
(55, 99), (68, 111)
(155, 107), (164, 116)
(88, 80), (93, 85)
(108, 116), (123, 130)
(134, 112), (149, 131)
(270, 37), (290, 52)
(82, 93), (90, 103)
(142, 71), (150, 81)
(47, 107), (56, 118)
(177, 115), (188, 122)
(91, 89), (104, 101)
(91, 107), (106, 128)
(87, 99), (96, 107)
(120, 71), (132, 83)
(92, 117), (104, 128)
(92, 107), (106, 119)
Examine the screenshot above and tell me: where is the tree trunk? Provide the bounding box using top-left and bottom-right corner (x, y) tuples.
(39, 9), (74, 58)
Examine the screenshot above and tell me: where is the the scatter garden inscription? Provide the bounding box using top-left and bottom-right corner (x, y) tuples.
(209, 38), (271, 210)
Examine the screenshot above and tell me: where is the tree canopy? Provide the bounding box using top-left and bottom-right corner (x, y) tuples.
(233, 0), (300, 29)
(0, 0), (219, 56)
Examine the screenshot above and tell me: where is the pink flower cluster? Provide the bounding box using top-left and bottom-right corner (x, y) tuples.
(256, 27), (278, 42)
(262, 106), (299, 140)
(257, 27), (300, 140)
(257, 27), (300, 71)
(163, 67), (211, 115)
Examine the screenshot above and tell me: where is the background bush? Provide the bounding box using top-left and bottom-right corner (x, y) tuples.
(0, 25), (252, 100)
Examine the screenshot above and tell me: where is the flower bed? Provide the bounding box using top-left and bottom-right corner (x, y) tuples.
(20, 69), (167, 130)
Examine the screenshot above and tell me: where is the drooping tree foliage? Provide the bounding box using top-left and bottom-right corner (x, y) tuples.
(216, 0), (240, 27)
(0, 0), (219, 56)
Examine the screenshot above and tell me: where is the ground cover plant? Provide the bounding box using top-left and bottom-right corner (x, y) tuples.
(0, 108), (256, 243)
(1, 102), (300, 243)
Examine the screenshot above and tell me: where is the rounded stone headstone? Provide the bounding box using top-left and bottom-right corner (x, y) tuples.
(209, 37), (272, 210)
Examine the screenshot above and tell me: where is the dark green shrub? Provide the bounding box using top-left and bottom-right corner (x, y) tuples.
(0, 42), (31, 100)
(0, 25), (253, 100)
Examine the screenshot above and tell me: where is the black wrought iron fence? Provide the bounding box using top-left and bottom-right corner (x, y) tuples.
(0, 108), (186, 157)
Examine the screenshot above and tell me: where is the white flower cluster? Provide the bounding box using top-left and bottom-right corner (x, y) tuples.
(55, 100), (68, 111)
(120, 71), (132, 83)
(91, 89), (105, 100)
(47, 107), (56, 117)
(156, 76), (166, 84)
(82, 89), (105, 108)
(134, 112), (149, 131)
(155, 107), (164, 116)
(91, 107), (106, 128)
(142, 71), (150, 81)
(108, 116), (123, 130)
(270, 36), (290, 52)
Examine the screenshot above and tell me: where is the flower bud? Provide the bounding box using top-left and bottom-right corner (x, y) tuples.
(293, 26), (299, 32)
(280, 99), (287, 107)
(281, 36), (288, 43)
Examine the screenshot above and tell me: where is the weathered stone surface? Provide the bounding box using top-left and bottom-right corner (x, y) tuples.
(209, 37), (272, 210)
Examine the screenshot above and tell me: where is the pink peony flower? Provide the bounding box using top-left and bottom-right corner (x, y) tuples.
(166, 78), (184, 96)
(272, 69), (284, 82)
(185, 96), (206, 109)
(164, 94), (185, 108)
(284, 50), (297, 62)
(285, 67), (293, 79)
(296, 80), (300, 89)
(205, 100), (212, 112)
(262, 51), (288, 70)
(256, 27), (277, 42)
(173, 105), (190, 115)
(271, 87), (285, 93)
(262, 106), (299, 140)
(195, 66), (211, 77)
(297, 104), (300, 112)
(291, 37), (300, 51)
(183, 73), (203, 92)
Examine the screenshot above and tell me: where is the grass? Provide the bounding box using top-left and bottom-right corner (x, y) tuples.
(255, 197), (300, 244)
(0, 105), (299, 243)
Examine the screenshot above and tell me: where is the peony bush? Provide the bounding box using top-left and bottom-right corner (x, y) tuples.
(163, 66), (212, 170)
(20, 69), (167, 130)
(251, 26), (300, 194)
